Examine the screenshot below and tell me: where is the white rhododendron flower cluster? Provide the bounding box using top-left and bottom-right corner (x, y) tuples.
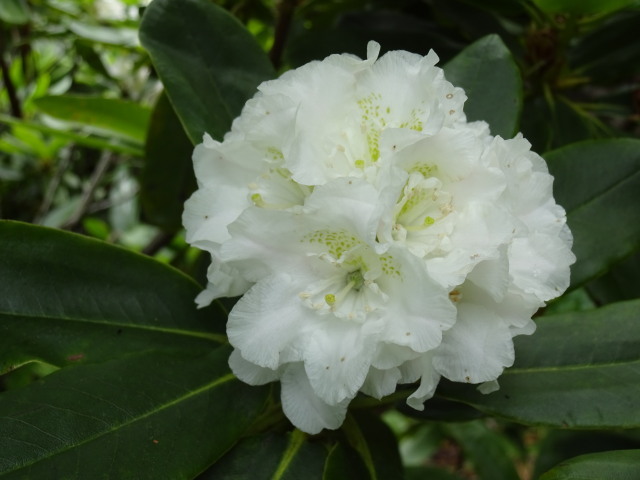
(183, 42), (575, 434)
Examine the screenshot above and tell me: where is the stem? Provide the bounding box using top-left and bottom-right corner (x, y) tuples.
(142, 231), (175, 256)
(0, 27), (23, 118)
(269, 0), (298, 70)
(63, 151), (115, 230)
(34, 149), (72, 224)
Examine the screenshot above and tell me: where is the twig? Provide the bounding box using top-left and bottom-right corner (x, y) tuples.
(269, 0), (299, 70)
(63, 151), (114, 230)
(0, 29), (23, 118)
(142, 231), (175, 256)
(34, 149), (72, 224)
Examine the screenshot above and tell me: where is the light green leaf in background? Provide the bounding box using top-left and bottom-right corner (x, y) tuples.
(437, 299), (640, 428)
(539, 449), (640, 480)
(444, 34), (523, 139)
(139, 0), (275, 144)
(0, 347), (270, 479)
(443, 421), (520, 480)
(0, 0), (29, 25)
(34, 95), (151, 145)
(0, 113), (143, 156)
(0, 221), (226, 372)
(545, 138), (640, 287)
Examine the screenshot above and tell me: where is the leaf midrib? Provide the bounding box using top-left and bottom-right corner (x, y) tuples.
(506, 356), (640, 375)
(0, 310), (226, 343)
(3, 372), (236, 474)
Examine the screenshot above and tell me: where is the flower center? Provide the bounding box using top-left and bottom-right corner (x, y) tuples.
(298, 232), (392, 321)
(391, 171), (453, 256)
(249, 166), (313, 210)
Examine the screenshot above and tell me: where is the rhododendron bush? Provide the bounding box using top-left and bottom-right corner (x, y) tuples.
(1, 0), (639, 478)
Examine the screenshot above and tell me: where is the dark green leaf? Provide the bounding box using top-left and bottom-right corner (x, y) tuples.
(532, 0), (636, 16)
(0, 221), (226, 373)
(539, 450), (640, 480)
(443, 421), (520, 480)
(345, 412), (403, 480)
(534, 430), (640, 478)
(200, 430), (328, 480)
(34, 95), (151, 144)
(587, 251), (640, 304)
(438, 299), (640, 428)
(139, 0), (275, 144)
(285, 11), (465, 68)
(545, 139), (640, 287)
(444, 34), (522, 139)
(571, 11), (640, 83)
(0, 347), (270, 478)
(397, 396), (484, 422)
(405, 466), (466, 480)
(323, 443), (369, 480)
(140, 91), (196, 231)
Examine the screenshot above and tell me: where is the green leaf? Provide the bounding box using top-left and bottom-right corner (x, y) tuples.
(323, 443), (369, 480)
(443, 421), (520, 480)
(397, 396), (484, 422)
(587, 251), (640, 304)
(534, 430), (640, 478)
(444, 34), (522, 139)
(68, 21), (139, 48)
(545, 139), (640, 287)
(539, 450), (640, 480)
(200, 430), (329, 480)
(0, 221), (226, 373)
(34, 95), (151, 145)
(0, 347), (270, 478)
(405, 466), (466, 480)
(344, 412), (404, 480)
(140, 91), (196, 231)
(0, 113), (143, 156)
(532, 0), (636, 16)
(139, 0), (275, 144)
(437, 299), (640, 428)
(0, 0), (29, 25)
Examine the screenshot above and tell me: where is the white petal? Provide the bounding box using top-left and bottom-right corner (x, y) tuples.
(196, 259), (252, 306)
(361, 367), (402, 399)
(229, 349), (279, 385)
(466, 247), (510, 302)
(183, 187), (249, 252)
(303, 318), (381, 405)
(378, 246), (456, 352)
(281, 363), (348, 434)
(477, 379), (500, 394)
(406, 352), (441, 410)
(509, 233), (575, 302)
(433, 303), (514, 384)
(227, 274), (311, 370)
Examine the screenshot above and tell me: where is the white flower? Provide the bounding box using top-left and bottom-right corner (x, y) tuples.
(183, 41), (575, 434)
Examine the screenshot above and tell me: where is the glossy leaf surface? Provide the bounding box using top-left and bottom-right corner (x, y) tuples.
(140, 91), (196, 231)
(545, 139), (640, 287)
(444, 34), (522, 139)
(139, 0), (275, 144)
(0, 221), (226, 373)
(438, 300), (640, 428)
(0, 348), (269, 478)
(539, 449), (640, 480)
